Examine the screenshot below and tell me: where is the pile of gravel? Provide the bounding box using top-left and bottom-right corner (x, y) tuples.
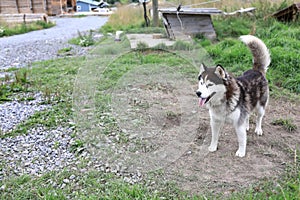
(0, 93), (51, 133)
(0, 40), (89, 71)
(0, 16), (107, 71)
(0, 126), (77, 179)
(0, 124), (142, 183)
(0, 16), (144, 184)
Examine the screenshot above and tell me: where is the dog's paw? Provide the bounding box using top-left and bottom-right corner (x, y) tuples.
(208, 145), (217, 152)
(255, 127), (263, 136)
(235, 149), (246, 157)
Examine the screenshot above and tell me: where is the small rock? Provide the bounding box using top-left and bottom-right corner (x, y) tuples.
(69, 174), (76, 180)
(63, 179), (70, 184)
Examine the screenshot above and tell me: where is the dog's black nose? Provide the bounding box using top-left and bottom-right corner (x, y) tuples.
(196, 91), (202, 97)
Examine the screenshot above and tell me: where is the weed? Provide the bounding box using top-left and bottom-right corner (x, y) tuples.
(14, 70), (28, 85)
(43, 86), (52, 104)
(69, 30), (95, 47)
(166, 110), (178, 119)
(171, 40), (194, 51)
(57, 47), (72, 54)
(136, 41), (149, 50)
(153, 43), (168, 50)
(53, 141), (60, 149)
(70, 139), (84, 154)
(271, 118), (297, 132)
(0, 69), (31, 102)
(0, 26), (5, 37)
(78, 30), (95, 47)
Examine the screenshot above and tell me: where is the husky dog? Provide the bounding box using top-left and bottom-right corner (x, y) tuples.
(196, 35), (270, 157)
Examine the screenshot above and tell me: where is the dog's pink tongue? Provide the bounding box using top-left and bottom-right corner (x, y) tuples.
(199, 98), (206, 107)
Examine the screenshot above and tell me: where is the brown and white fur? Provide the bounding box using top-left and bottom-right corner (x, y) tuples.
(196, 35), (270, 157)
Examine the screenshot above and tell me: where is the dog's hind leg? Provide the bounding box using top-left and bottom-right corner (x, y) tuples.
(208, 117), (224, 152)
(245, 115), (250, 131)
(255, 105), (265, 135)
(235, 124), (247, 157)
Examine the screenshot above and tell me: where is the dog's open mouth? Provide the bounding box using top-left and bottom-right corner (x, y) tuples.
(198, 92), (216, 107)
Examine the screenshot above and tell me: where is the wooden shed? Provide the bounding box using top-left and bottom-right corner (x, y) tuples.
(0, 0), (76, 16)
(159, 8), (222, 40)
(273, 3), (300, 22)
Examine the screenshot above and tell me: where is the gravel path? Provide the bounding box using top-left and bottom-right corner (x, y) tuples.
(0, 16), (108, 70)
(0, 16), (112, 180)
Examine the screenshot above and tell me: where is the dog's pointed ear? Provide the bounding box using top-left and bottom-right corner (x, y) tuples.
(199, 63), (207, 74)
(215, 64), (227, 79)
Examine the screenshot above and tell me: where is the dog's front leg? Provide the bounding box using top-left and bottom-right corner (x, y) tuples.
(208, 117), (224, 152)
(234, 125), (247, 157)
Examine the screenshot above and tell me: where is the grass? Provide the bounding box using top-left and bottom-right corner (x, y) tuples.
(271, 118), (298, 132)
(1, 0), (300, 198)
(0, 70), (31, 102)
(100, 5), (148, 33)
(0, 20), (54, 37)
(69, 30), (95, 47)
(0, 169), (195, 199)
(204, 16), (300, 94)
(0, 57), (84, 137)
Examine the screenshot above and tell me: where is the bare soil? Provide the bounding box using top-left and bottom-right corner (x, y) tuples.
(111, 67), (300, 195)
(165, 97), (300, 195)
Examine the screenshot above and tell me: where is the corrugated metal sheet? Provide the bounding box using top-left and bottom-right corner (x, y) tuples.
(159, 8), (222, 15)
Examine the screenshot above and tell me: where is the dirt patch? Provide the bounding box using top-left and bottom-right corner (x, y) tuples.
(164, 96), (300, 195)
(110, 65), (299, 194)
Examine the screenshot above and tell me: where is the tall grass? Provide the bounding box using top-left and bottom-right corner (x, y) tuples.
(207, 15), (300, 94)
(100, 5), (145, 33)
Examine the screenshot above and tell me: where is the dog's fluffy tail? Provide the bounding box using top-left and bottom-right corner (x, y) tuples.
(240, 35), (270, 74)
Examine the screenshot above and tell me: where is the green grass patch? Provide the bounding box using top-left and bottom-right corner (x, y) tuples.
(57, 47), (72, 54)
(0, 169), (194, 199)
(0, 69), (31, 102)
(1, 2), (300, 198)
(1, 57), (84, 137)
(69, 30), (95, 47)
(202, 16), (300, 94)
(271, 118), (298, 132)
(0, 20), (54, 37)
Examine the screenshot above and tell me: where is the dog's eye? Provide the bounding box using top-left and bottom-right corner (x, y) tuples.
(207, 83), (213, 87)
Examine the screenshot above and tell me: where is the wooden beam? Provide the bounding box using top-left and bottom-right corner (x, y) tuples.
(44, 0), (49, 13)
(15, 0), (20, 13)
(29, 0), (34, 13)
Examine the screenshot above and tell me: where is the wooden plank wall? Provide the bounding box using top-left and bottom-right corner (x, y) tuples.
(163, 13), (217, 40)
(0, 0), (18, 13)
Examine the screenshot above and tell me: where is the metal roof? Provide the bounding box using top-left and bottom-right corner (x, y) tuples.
(77, 0), (101, 6)
(158, 8), (222, 15)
